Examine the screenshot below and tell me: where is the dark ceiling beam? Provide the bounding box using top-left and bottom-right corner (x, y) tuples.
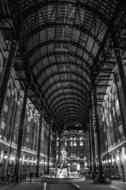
(97, 92), (107, 95)
(32, 54), (90, 77)
(51, 99), (87, 114)
(37, 67), (90, 87)
(25, 22), (101, 46)
(54, 105), (86, 117)
(55, 109), (85, 120)
(39, 70), (90, 90)
(9, 0), (61, 132)
(42, 80), (89, 102)
(28, 40), (94, 61)
(100, 60), (116, 64)
(31, 51), (91, 73)
(96, 78), (111, 80)
(97, 75), (111, 78)
(101, 68), (114, 72)
(50, 96), (87, 110)
(57, 112), (85, 122)
(47, 88), (88, 106)
(53, 103), (86, 116)
(33, 61), (90, 80)
(96, 84), (111, 87)
(92, 0), (122, 77)
(22, 1), (109, 25)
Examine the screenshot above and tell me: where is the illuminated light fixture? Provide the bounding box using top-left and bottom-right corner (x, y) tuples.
(112, 158), (115, 163)
(4, 155), (7, 159)
(85, 162), (87, 167)
(116, 155), (120, 161)
(10, 156), (15, 161)
(19, 158), (22, 162)
(124, 155), (126, 160)
(109, 159), (111, 163)
(40, 161), (43, 165)
(34, 160), (37, 164)
(25, 159), (28, 162)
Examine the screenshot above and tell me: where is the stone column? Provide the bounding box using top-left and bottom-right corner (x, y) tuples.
(15, 86), (28, 182)
(36, 112), (42, 177)
(47, 125), (51, 174)
(93, 87), (104, 181)
(58, 133), (61, 166)
(88, 120), (92, 173)
(90, 100), (96, 176)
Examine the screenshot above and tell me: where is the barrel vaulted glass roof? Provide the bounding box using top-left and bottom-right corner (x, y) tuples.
(18, 0), (119, 129)
(2, 0), (121, 130)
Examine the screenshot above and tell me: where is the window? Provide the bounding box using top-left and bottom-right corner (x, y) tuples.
(116, 98), (119, 111)
(70, 141), (73, 147)
(80, 141), (83, 146)
(65, 141), (67, 146)
(74, 137), (76, 141)
(79, 136), (83, 141)
(74, 141), (77, 146)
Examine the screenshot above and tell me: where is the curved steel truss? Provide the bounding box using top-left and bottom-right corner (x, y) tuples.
(8, 0), (120, 130)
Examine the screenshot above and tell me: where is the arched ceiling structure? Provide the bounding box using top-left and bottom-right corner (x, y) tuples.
(7, 0), (122, 130)
(19, 0), (119, 129)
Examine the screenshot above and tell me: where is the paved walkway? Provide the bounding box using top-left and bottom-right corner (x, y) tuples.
(0, 179), (126, 190)
(0, 183), (43, 190)
(75, 180), (126, 190)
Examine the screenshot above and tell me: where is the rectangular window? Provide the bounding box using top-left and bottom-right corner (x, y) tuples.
(80, 141), (83, 146)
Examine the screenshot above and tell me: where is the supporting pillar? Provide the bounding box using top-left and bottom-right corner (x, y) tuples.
(93, 87), (105, 183)
(0, 41), (17, 126)
(15, 87), (28, 182)
(90, 102), (96, 176)
(88, 121), (92, 173)
(36, 112), (43, 177)
(58, 133), (61, 166)
(114, 48), (126, 139)
(54, 131), (57, 165)
(47, 125), (51, 174)
(6, 94), (18, 175)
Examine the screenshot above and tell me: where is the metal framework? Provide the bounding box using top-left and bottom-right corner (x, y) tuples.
(1, 0), (123, 130)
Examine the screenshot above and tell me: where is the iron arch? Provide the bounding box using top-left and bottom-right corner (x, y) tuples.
(28, 40), (95, 61)
(50, 95), (87, 110)
(46, 86), (89, 105)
